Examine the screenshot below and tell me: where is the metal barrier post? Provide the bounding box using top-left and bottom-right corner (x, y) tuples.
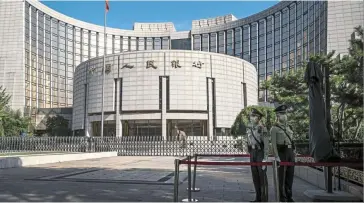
(187, 154), (200, 192)
(327, 166), (333, 193)
(182, 155), (197, 202)
(272, 160), (280, 202)
(174, 159), (180, 202)
(323, 167), (328, 190)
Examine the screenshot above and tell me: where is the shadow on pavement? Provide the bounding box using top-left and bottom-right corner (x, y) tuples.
(0, 156), (318, 202)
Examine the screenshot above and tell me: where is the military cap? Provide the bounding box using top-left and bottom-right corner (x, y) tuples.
(274, 104), (288, 113)
(251, 108), (264, 117)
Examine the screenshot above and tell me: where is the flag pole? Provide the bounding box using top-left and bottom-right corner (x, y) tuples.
(101, 2), (107, 138)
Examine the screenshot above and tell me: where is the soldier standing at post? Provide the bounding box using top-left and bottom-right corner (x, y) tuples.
(247, 108), (269, 202)
(270, 104), (295, 202)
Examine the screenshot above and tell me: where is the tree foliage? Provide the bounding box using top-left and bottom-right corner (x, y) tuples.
(46, 115), (71, 136)
(261, 68), (310, 140)
(330, 26), (363, 140)
(261, 26), (363, 141)
(230, 105), (276, 137)
(0, 86), (32, 136)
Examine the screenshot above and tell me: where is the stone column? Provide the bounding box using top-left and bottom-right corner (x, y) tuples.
(84, 83), (92, 137)
(161, 77), (167, 140)
(115, 78), (122, 137)
(207, 78), (214, 141)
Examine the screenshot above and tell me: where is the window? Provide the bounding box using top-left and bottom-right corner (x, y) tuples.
(146, 37), (153, 50)
(218, 31), (225, 54)
(210, 33), (217, 53)
(226, 30), (234, 56)
(114, 36), (121, 53)
(130, 37), (136, 51)
(193, 35), (201, 51)
(107, 35), (113, 54)
(154, 38), (161, 50)
(234, 28), (242, 57)
(122, 37), (129, 51)
(202, 34), (209, 52)
(162, 37), (169, 50)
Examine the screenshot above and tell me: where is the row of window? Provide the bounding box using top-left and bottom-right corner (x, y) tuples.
(192, 1), (327, 103)
(24, 2), (173, 110)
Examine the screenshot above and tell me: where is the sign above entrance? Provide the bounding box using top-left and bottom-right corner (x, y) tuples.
(118, 60), (205, 70)
(146, 60), (157, 69)
(171, 60), (182, 68)
(121, 64), (134, 69)
(193, 61), (204, 69)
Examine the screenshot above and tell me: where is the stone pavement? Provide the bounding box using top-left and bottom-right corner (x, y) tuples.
(0, 156), (319, 202)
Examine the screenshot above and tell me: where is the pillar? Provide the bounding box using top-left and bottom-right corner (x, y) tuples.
(161, 77), (167, 140)
(115, 78), (122, 137)
(207, 78), (214, 141)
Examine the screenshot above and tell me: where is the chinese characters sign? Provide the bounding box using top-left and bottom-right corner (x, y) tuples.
(119, 60), (204, 70)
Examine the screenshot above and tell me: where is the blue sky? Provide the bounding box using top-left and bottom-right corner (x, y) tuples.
(41, 1), (279, 31)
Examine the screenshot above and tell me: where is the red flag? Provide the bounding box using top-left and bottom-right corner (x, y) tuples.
(105, 0), (109, 12)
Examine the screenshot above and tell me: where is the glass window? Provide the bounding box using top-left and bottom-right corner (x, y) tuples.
(137, 37), (145, 51)
(243, 25), (250, 61)
(251, 24), (258, 65)
(218, 31), (225, 54)
(114, 36), (121, 53)
(289, 51), (295, 69)
(82, 30), (89, 45)
(258, 21), (265, 49)
(154, 37), (161, 50)
(193, 35), (201, 51)
(130, 37), (136, 51)
(98, 33), (104, 56)
(122, 37), (129, 51)
(274, 57), (280, 73)
(202, 34), (209, 52)
(107, 35), (113, 54)
(258, 61), (266, 76)
(210, 33), (217, 53)
(267, 59), (273, 74)
(162, 37), (169, 50)
(234, 28), (241, 57)
(226, 29), (234, 56)
(146, 37), (153, 50)
(90, 32), (97, 58)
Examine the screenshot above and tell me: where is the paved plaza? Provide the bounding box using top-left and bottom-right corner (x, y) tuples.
(0, 156), (319, 202)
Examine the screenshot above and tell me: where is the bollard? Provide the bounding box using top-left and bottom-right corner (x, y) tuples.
(327, 166), (333, 193)
(182, 156), (198, 202)
(272, 160), (280, 202)
(174, 159), (180, 202)
(187, 154), (201, 192)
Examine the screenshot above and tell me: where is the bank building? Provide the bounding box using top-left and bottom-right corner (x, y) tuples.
(0, 0), (362, 138)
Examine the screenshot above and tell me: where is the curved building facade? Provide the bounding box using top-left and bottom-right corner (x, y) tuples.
(73, 50), (257, 138)
(0, 0), (362, 131)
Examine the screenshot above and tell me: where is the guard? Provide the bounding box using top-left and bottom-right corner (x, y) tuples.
(247, 108), (269, 202)
(270, 104), (295, 202)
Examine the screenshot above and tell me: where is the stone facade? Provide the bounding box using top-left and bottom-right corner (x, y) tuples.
(72, 50), (257, 139)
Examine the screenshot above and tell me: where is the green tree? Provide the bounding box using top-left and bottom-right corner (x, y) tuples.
(1, 107), (32, 136)
(330, 26), (363, 140)
(230, 105), (275, 151)
(261, 67), (311, 140)
(46, 115), (71, 136)
(231, 105), (276, 137)
(0, 86), (12, 135)
(0, 86), (32, 136)
(262, 26), (363, 141)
